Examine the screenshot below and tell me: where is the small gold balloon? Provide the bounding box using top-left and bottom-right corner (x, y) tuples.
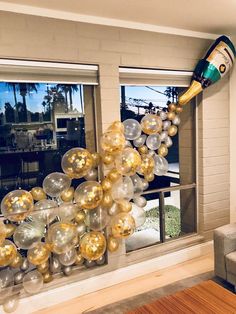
(158, 144), (168, 157)
(107, 236), (119, 252)
(102, 153), (115, 166)
(61, 147), (93, 179)
(168, 125), (178, 137)
(108, 121), (124, 133)
(9, 252), (23, 268)
(111, 213), (135, 239)
(101, 178), (113, 192)
(4, 223), (16, 238)
(74, 210), (86, 224)
(91, 152), (101, 168)
(140, 114), (162, 135)
(101, 192), (114, 209)
(176, 106), (183, 113)
(115, 147), (142, 176)
(145, 172), (155, 182)
(0, 240), (17, 267)
(100, 131), (125, 155)
(37, 260), (49, 274)
(80, 231), (106, 261)
(0, 221), (6, 245)
(27, 242), (50, 266)
(168, 103), (177, 112)
(30, 187), (46, 201)
(107, 169), (121, 183)
(138, 154), (155, 176)
(74, 181), (103, 210)
(167, 112), (176, 121)
(74, 251), (84, 265)
(60, 187), (75, 202)
(42, 271), (53, 284)
(138, 145), (149, 155)
(118, 200), (132, 213)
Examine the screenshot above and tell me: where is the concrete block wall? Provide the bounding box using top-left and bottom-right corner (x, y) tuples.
(0, 11), (230, 248)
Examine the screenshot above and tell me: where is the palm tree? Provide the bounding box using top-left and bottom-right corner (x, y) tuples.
(57, 84), (79, 112)
(6, 83), (18, 122)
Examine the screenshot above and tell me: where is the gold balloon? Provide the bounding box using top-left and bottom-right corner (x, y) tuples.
(60, 187), (75, 202)
(167, 112), (176, 121)
(145, 172), (155, 182)
(158, 144), (168, 157)
(1, 190), (34, 222)
(176, 106), (183, 113)
(115, 147), (142, 176)
(138, 145), (149, 155)
(74, 250), (84, 265)
(27, 242), (50, 266)
(30, 187), (46, 201)
(42, 271), (53, 284)
(100, 131), (125, 154)
(74, 210), (86, 224)
(37, 260), (49, 274)
(0, 221), (6, 245)
(91, 152), (101, 168)
(138, 154), (155, 176)
(118, 200), (132, 213)
(108, 121), (124, 133)
(80, 231), (106, 261)
(168, 103), (177, 112)
(107, 169), (121, 183)
(4, 223), (16, 238)
(102, 153), (115, 166)
(107, 236), (119, 252)
(101, 178), (113, 192)
(74, 181), (103, 210)
(101, 192), (114, 209)
(9, 252), (23, 268)
(0, 240), (17, 267)
(168, 125), (178, 137)
(140, 114), (162, 135)
(111, 213), (135, 239)
(61, 147), (93, 179)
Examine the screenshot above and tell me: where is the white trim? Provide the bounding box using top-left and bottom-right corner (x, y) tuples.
(0, 1), (220, 40)
(119, 67), (193, 76)
(7, 241), (213, 314)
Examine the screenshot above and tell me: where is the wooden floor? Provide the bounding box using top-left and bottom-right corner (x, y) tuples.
(34, 253), (214, 314)
(128, 280), (236, 314)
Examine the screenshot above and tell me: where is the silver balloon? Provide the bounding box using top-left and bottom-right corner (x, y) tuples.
(165, 136), (173, 148)
(2, 295), (19, 313)
(84, 260), (96, 268)
(31, 199), (58, 224)
(141, 179), (149, 191)
(43, 172), (71, 198)
(133, 195), (147, 208)
(76, 222), (87, 236)
(59, 248), (77, 266)
(160, 111), (167, 120)
(153, 154), (169, 176)
(50, 256), (61, 274)
(160, 131), (168, 142)
(14, 271), (25, 285)
(123, 119), (142, 140)
(172, 115), (181, 126)
(58, 203), (78, 222)
(23, 270), (43, 294)
(125, 140), (132, 148)
(131, 203), (146, 228)
(131, 174), (143, 194)
(86, 207), (109, 231)
(0, 269), (14, 300)
(63, 266), (73, 276)
(133, 134), (147, 148)
(13, 221), (45, 250)
(20, 258), (29, 271)
(146, 134), (161, 150)
(96, 255), (106, 265)
(162, 120), (171, 131)
(84, 168), (98, 181)
(108, 203), (120, 216)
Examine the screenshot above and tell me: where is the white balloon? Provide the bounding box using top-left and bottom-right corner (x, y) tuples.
(146, 134), (161, 150)
(165, 136), (173, 148)
(159, 111), (167, 120)
(2, 295), (19, 313)
(111, 176), (134, 203)
(58, 203), (78, 221)
(133, 134), (147, 148)
(130, 203), (146, 227)
(32, 199), (58, 224)
(59, 248), (77, 266)
(131, 174), (143, 194)
(162, 120), (171, 131)
(133, 196), (147, 208)
(123, 119), (142, 140)
(141, 179), (149, 191)
(153, 154), (169, 176)
(160, 131), (168, 142)
(172, 115), (181, 126)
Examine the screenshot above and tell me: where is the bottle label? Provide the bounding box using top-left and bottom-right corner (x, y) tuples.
(206, 41), (234, 78)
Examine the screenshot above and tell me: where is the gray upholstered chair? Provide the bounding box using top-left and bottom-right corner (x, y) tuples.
(214, 224), (236, 289)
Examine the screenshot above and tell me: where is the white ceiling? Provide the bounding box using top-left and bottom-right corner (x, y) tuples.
(1, 0), (236, 38)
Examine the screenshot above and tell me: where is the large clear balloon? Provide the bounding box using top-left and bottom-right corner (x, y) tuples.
(153, 154), (169, 176)
(0, 240), (17, 267)
(47, 222), (77, 254)
(86, 206), (109, 231)
(2, 295), (19, 313)
(146, 134), (161, 150)
(0, 269), (14, 300)
(80, 231), (106, 261)
(74, 181), (103, 210)
(61, 147), (93, 179)
(115, 147), (141, 176)
(123, 119), (142, 140)
(131, 174), (144, 194)
(13, 221), (45, 250)
(110, 213), (135, 238)
(100, 130), (125, 154)
(58, 203), (78, 221)
(130, 203), (146, 227)
(27, 242), (50, 266)
(133, 134), (147, 148)
(43, 172), (71, 198)
(1, 190), (34, 222)
(59, 248), (77, 266)
(23, 270), (43, 294)
(111, 176), (134, 203)
(31, 199), (58, 224)
(140, 114), (162, 135)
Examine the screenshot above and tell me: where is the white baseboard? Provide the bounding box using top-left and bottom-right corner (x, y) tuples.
(0, 241), (213, 314)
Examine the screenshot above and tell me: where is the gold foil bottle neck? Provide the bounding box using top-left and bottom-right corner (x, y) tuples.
(178, 80), (203, 106)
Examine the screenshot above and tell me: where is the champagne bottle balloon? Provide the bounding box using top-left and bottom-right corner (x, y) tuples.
(178, 35), (236, 106)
